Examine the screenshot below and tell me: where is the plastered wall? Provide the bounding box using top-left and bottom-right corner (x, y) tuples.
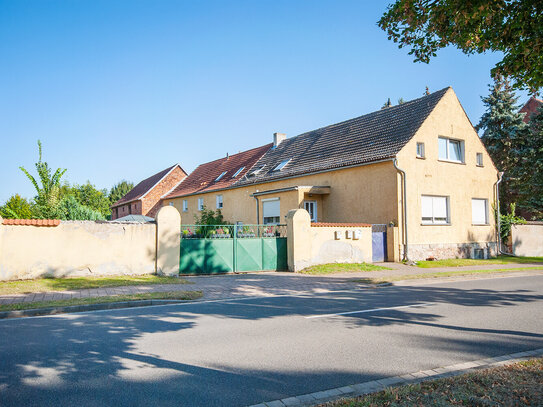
(0, 219), (157, 281)
(512, 224), (543, 257)
(286, 209), (372, 272)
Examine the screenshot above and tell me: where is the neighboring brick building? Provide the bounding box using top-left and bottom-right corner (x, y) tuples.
(111, 164), (187, 220)
(520, 96), (543, 123)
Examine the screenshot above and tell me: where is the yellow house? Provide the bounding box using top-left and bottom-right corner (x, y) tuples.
(163, 87), (500, 261)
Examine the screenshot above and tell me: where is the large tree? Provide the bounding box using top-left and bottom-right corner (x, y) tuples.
(513, 105), (543, 218)
(19, 140), (67, 218)
(0, 194), (33, 219)
(379, 0), (543, 92)
(476, 76), (526, 211)
(109, 180), (134, 205)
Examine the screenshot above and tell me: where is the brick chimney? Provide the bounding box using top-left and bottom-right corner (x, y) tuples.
(273, 132), (286, 148)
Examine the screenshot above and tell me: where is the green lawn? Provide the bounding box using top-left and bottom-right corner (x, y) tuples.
(319, 358), (543, 406)
(299, 263), (391, 275)
(416, 255), (543, 268)
(353, 266), (543, 285)
(0, 290), (203, 312)
(0, 275), (191, 295)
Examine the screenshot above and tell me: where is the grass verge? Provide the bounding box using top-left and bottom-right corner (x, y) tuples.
(416, 255), (543, 268)
(318, 357), (543, 406)
(0, 275), (191, 295)
(299, 263), (391, 275)
(0, 291), (203, 312)
(352, 266), (543, 285)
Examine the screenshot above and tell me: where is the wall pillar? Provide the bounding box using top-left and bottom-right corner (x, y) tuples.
(387, 226), (400, 262)
(156, 206), (181, 276)
(286, 209), (311, 272)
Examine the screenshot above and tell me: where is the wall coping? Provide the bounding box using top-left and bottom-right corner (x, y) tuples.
(2, 219), (61, 227)
(311, 222), (371, 228)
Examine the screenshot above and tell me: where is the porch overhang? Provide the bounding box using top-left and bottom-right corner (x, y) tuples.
(250, 185), (330, 197)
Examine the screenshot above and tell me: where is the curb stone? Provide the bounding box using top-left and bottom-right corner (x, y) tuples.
(0, 299), (186, 319)
(248, 348), (543, 407)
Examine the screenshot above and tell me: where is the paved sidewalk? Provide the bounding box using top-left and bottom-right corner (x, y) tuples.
(1, 262), (542, 306)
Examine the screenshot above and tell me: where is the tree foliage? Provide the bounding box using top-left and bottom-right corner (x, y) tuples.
(476, 76), (526, 210)
(379, 0), (543, 92)
(193, 206), (229, 226)
(19, 140), (67, 218)
(109, 180), (134, 204)
(513, 105), (543, 218)
(0, 194), (33, 219)
(57, 195), (106, 221)
(69, 182), (111, 218)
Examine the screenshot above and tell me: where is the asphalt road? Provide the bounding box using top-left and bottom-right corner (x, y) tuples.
(1, 274), (542, 407)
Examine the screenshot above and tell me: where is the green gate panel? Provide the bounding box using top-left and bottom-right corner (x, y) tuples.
(236, 239), (263, 272)
(262, 237), (287, 271)
(205, 240), (234, 274)
(180, 239), (206, 274)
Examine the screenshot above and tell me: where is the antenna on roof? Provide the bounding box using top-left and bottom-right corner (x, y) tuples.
(424, 86), (430, 96)
(226, 152), (229, 159)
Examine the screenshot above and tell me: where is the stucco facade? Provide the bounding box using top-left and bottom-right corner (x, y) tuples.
(163, 88), (499, 261)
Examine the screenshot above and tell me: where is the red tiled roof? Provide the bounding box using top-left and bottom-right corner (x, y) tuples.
(311, 222), (371, 227)
(165, 144), (272, 198)
(520, 97), (543, 123)
(112, 164), (185, 208)
(2, 219), (61, 227)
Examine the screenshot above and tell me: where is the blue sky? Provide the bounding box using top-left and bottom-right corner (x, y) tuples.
(0, 0), (528, 204)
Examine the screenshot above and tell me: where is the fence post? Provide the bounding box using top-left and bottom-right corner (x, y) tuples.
(286, 209), (311, 272)
(156, 206), (181, 276)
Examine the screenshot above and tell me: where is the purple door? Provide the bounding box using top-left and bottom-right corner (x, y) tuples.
(372, 224), (387, 262)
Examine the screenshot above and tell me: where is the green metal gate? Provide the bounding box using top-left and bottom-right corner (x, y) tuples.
(179, 224), (287, 275)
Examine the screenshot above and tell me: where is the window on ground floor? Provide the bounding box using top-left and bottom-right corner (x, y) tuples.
(472, 198), (488, 225)
(198, 198), (204, 211)
(182, 200), (188, 212)
(262, 198), (280, 224)
(216, 195), (223, 209)
(421, 195), (449, 224)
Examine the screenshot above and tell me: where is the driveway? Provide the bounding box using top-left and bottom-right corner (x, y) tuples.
(1, 274), (542, 406)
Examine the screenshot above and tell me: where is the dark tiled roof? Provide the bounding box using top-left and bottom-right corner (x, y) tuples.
(235, 87), (450, 186)
(112, 164), (182, 207)
(520, 96), (543, 123)
(165, 144), (273, 198)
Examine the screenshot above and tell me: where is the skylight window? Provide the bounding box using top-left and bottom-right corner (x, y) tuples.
(215, 171), (227, 182)
(272, 159), (291, 172)
(232, 167), (245, 178)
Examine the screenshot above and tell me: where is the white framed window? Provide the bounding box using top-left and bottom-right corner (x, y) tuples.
(169, 202), (174, 206)
(215, 171), (227, 182)
(421, 195), (450, 224)
(249, 166), (265, 176)
(182, 200), (188, 212)
(216, 195), (223, 209)
(262, 198), (280, 225)
(476, 152), (483, 167)
(438, 137), (464, 163)
(198, 198), (204, 211)
(232, 167), (245, 178)
(472, 198), (488, 225)
(272, 159), (291, 172)
(416, 142), (425, 158)
(304, 200), (318, 222)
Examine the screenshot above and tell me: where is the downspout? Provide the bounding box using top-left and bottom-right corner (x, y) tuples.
(253, 195), (260, 226)
(393, 158), (409, 261)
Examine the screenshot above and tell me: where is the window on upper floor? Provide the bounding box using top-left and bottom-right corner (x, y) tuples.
(438, 137), (464, 163)
(182, 200), (188, 212)
(472, 198), (488, 225)
(416, 142), (425, 158)
(216, 195), (223, 209)
(421, 195), (450, 225)
(198, 198), (204, 211)
(476, 153), (483, 167)
(249, 166), (266, 177)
